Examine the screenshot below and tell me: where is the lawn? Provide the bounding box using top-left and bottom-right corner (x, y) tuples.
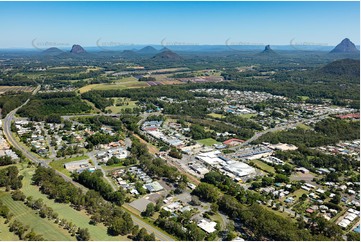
(251, 159), (275, 174)
(196, 138), (220, 146)
(207, 113), (225, 119)
(0, 192), (74, 241)
(18, 168), (129, 241)
(49, 155), (89, 177)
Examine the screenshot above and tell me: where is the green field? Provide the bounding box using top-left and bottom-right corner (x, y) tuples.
(298, 96), (310, 101)
(16, 168), (129, 241)
(49, 155), (89, 177)
(251, 159), (275, 174)
(0, 192), (74, 241)
(196, 138), (220, 146)
(106, 98), (138, 113)
(207, 113), (225, 119)
(296, 123), (311, 130)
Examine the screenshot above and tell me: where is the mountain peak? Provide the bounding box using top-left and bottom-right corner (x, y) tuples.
(138, 46), (158, 54)
(330, 38), (359, 53)
(70, 44), (86, 54)
(152, 50), (182, 61)
(260, 45), (277, 55)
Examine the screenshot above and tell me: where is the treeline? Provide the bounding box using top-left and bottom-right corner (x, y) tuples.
(0, 166), (23, 190)
(182, 117), (255, 140)
(18, 92), (92, 121)
(32, 167), (133, 236)
(77, 115), (123, 131)
(0, 93), (31, 116)
(81, 91), (112, 111)
(274, 146), (359, 172)
(256, 119), (360, 147)
(193, 171), (341, 240)
(130, 136), (180, 182)
(86, 132), (123, 148)
(73, 170), (125, 205)
(12, 190), (89, 240)
(0, 155), (15, 166)
(219, 65), (360, 102)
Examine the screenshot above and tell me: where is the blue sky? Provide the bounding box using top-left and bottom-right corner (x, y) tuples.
(0, 1), (359, 48)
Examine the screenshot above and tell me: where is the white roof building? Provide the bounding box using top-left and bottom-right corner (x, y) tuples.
(197, 219), (217, 233)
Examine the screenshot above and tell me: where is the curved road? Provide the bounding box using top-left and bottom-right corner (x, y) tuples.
(2, 86), (174, 241)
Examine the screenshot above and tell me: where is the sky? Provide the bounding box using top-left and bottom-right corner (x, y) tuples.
(0, 1), (359, 48)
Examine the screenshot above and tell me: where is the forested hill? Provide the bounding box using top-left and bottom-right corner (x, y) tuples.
(319, 58), (360, 78)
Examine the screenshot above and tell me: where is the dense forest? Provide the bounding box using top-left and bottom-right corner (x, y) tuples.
(18, 92), (92, 121)
(0, 92), (31, 116)
(255, 119), (360, 147)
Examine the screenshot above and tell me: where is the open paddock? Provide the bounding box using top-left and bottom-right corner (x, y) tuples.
(0, 86), (34, 94)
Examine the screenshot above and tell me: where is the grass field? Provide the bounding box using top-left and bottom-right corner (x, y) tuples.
(298, 96), (310, 101)
(0, 217), (19, 240)
(196, 138), (220, 146)
(17, 168), (129, 241)
(49, 155), (89, 177)
(251, 159), (275, 174)
(0, 191), (74, 241)
(79, 77), (147, 93)
(297, 123), (311, 130)
(207, 113), (225, 119)
(106, 98), (138, 113)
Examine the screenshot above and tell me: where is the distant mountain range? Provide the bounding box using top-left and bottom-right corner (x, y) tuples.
(34, 38), (359, 61)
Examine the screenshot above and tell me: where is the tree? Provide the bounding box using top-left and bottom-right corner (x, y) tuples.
(11, 190), (26, 201)
(77, 228), (90, 241)
(210, 203), (219, 214)
(331, 194), (341, 205)
(142, 203), (155, 217)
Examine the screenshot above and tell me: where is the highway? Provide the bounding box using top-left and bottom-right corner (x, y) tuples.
(1, 87), (174, 241)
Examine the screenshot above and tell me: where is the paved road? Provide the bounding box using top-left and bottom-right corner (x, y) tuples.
(2, 88), (174, 241)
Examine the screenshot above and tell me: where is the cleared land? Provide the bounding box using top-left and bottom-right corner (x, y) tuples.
(238, 113), (257, 119)
(106, 98), (138, 113)
(49, 155), (90, 177)
(0, 86), (34, 94)
(197, 138), (220, 146)
(251, 159), (275, 174)
(79, 77), (148, 93)
(207, 113), (225, 119)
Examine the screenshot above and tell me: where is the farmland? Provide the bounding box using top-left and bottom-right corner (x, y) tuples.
(0, 86), (34, 94)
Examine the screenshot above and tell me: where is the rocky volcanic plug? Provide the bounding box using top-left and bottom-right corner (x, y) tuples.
(330, 38), (359, 53)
